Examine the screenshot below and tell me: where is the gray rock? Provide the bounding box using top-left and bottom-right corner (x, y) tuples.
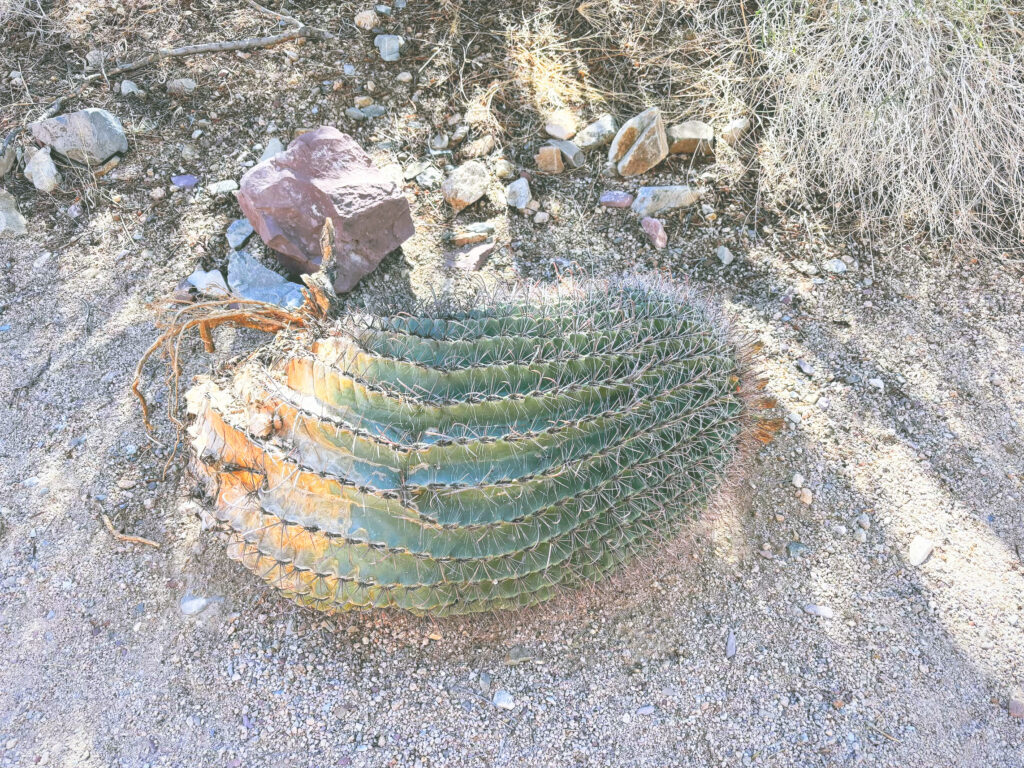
(166, 78), (197, 97)
(226, 218), (255, 250)
(227, 250), (305, 309)
(717, 245), (734, 266)
(441, 160), (489, 212)
(855, 513), (871, 530)
(0, 144), (15, 177)
(29, 108), (129, 166)
(24, 147), (61, 193)
(796, 359), (815, 376)
(823, 258), (847, 274)
(575, 113), (617, 149)
(492, 690), (515, 710)
(630, 185), (699, 217)
(0, 190), (28, 236)
(120, 79), (143, 97)
(259, 138), (285, 163)
(547, 139), (584, 168)
(205, 179), (238, 195)
(179, 592), (212, 616)
(361, 105), (387, 118)
(907, 535), (934, 566)
(725, 629), (737, 658)
(374, 34), (404, 61)
(85, 49), (107, 71)
(345, 107), (367, 121)
(505, 177), (531, 210)
(415, 166), (442, 188)
(636, 704), (656, 716)
(853, 528), (868, 543)
(786, 541), (810, 559)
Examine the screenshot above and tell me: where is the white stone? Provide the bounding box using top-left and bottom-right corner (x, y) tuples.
(544, 110), (577, 140)
(24, 146), (60, 193)
(717, 245), (735, 266)
(504, 177), (531, 209)
(907, 535), (934, 566)
(721, 117), (751, 147)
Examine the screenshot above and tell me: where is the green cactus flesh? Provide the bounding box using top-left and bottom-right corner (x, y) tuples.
(186, 279), (754, 615)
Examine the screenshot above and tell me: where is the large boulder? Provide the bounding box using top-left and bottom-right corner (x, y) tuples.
(29, 108), (128, 166)
(237, 126), (414, 294)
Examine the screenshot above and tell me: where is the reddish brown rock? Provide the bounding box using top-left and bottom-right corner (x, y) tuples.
(237, 126), (414, 293)
(608, 107), (668, 177)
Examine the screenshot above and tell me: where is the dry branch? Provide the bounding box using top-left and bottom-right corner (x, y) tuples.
(101, 513), (161, 548)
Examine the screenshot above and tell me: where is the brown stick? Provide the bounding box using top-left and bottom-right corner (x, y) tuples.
(102, 514), (161, 548)
(0, 5), (334, 156)
(198, 321), (215, 353)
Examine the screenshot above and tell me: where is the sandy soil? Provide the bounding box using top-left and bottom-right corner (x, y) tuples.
(1, 2), (1022, 766)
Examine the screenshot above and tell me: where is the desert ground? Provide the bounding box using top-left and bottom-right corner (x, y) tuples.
(1, 2), (1022, 766)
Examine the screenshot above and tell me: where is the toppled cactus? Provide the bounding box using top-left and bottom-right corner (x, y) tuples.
(185, 277), (773, 615)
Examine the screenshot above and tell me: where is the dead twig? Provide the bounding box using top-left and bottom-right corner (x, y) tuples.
(0, 3), (334, 156)
(101, 513), (161, 549)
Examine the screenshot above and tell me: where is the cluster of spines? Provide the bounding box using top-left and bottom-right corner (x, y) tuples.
(187, 278), (756, 615)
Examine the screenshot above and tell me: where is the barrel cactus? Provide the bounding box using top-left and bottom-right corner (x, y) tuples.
(185, 277), (772, 615)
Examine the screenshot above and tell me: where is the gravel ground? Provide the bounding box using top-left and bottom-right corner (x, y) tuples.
(1, 3), (1023, 766)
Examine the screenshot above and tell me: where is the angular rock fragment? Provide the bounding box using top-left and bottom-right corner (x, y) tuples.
(441, 160), (489, 213)
(30, 108), (129, 166)
(0, 190), (27, 236)
(535, 145), (563, 174)
(237, 126), (414, 293)
(0, 145), (15, 177)
(630, 185), (700, 218)
(24, 147), (61, 193)
(667, 120), (714, 155)
(546, 139), (584, 168)
(505, 177), (531, 210)
(544, 110), (577, 140)
(599, 190), (633, 209)
(641, 217), (667, 249)
(374, 34), (404, 61)
(227, 250), (305, 309)
(460, 134), (495, 159)
(608, 107), (668, 177)
(575, 113), (616, 149)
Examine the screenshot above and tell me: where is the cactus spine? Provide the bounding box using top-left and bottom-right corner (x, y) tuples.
(186, 277), (765, 615)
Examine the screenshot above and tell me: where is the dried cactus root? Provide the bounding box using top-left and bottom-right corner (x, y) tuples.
(186, 276), (775, 615)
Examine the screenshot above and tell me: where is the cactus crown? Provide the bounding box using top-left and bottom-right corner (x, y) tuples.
(186, 276), (766, 615)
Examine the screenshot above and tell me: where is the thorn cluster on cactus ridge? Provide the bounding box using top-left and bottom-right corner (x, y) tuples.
(185, 275), (774, 615)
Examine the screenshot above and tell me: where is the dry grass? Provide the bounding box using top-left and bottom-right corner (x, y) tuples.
(752, 0), (1024, 254)
(430, 0), (1024, 255)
